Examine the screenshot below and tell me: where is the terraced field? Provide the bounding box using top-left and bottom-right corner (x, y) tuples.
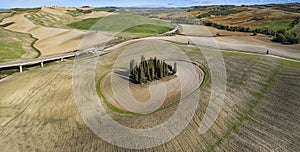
(0, 41), (299, 151)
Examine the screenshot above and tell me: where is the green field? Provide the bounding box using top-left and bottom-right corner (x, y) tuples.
(0, 27), (38, 63)
(0, 13), (38, 63)
(255, 19), (294, 31)
(67, 17), (103, 30)
(93, 7), (116, 12)
(67, 14), (174, 37)
(289, 22), (300, 36)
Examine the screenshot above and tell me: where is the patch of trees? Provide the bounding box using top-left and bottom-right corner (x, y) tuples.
(196, 6), (245, 19)
(201, 20), (299, 44)
(130, 56), (177, 84)
(289, 18), (300, 29)
(201, 20), (251, 32)
(197, 9), (244, 18)
(76, 8), (92, 14)
(272, 29), (299, 44)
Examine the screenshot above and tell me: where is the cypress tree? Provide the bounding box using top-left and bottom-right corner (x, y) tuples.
(130, 59), (135, 74)
(133, 65), (139, 82)
(139, 66), (146, 84)
(141, 55), (145, 62)
(164, 62), (168, 76)
(159, 61), (163, 79)
(173, 62), (177, 75)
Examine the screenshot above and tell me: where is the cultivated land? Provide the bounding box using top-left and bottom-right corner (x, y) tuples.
(0, 4), (300, 152)
(67, 14), (174, 38)
(0, 41), (299, 151)
(0, 8), (173, 57)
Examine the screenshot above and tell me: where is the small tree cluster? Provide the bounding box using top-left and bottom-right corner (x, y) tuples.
(130, 56), (177, 84)
(272, 30), (299, 44)
(201, 20), (299, 44)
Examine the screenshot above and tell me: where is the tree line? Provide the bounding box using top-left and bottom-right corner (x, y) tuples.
(201, 19), (299, 44)
(130, 56), (177, 84)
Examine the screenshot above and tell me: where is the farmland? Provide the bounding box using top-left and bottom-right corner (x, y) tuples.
(0, 41), (299, 151)
(0, 3), (299, 152)
(67, 14), (174, 38)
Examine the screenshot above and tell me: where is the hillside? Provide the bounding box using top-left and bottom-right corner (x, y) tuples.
(143, 3), (300, 44)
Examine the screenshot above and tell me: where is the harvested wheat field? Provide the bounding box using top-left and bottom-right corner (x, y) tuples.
(0, 2), (300, 152)
(204, 8), (300, 27)
(178, 24), (300, 60)
(0, 38), (299, 151)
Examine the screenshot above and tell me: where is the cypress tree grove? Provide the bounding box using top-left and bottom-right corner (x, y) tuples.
(129, 56), (176, 84)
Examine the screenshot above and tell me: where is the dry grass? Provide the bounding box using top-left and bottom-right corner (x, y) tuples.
(25, 7), (114, 28)
(1, 13), (113, 56)
(204, 8), (300, 27)
(0, 40), (299, 151)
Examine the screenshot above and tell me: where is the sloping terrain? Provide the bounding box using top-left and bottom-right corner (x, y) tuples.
(0, 42), (299, 151)
(204, 8), (300, 27)
(1, 12), (113, 56)
(0, 11), (38, 63)
(25, 7), (115, 28)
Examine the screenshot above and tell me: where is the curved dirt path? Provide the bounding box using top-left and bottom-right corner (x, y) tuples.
(101, 60), (203, 113)
(179, 24), (300, 60)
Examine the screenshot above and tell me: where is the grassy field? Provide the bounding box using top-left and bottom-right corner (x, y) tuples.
(93, 7), (116, 12)
(67, 17), (103, 30)
(0, 13), (38, 63)
(289, 21), (300, 36)
(0, 11), (15, 21)
(0, 27), (38, 63)
(67, 14), (173, 37)
(254, 19), (294, 31)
